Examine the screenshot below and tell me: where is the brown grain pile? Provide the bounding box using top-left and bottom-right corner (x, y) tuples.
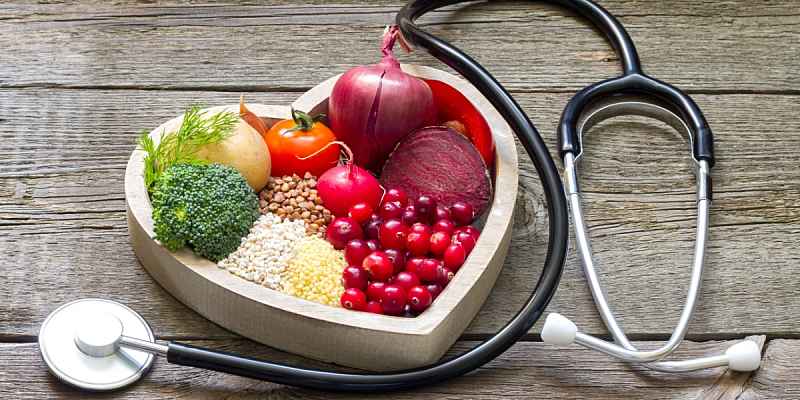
(259, 173), (333, 236)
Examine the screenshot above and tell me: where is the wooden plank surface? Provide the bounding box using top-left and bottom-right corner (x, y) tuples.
(1, 89), (798, 338)
(739, 340), (800, 400)
(1, 1), (798, 92)
(1, 0), (798, 398)
(0, 337), (769, 399)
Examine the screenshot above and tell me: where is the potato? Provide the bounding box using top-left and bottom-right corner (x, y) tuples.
(197, 120), (271, 191)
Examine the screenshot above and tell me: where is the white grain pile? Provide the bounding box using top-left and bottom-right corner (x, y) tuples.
(218, 213), (307, 289)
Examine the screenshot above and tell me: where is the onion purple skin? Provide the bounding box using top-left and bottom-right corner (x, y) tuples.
(329, 29), (436, 171)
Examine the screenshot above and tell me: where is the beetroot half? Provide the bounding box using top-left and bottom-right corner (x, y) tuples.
(380, 126), (492, 215)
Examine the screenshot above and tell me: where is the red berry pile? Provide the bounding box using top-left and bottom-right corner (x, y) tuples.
(328, 188), (480, 317)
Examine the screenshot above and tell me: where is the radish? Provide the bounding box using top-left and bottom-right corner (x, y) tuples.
(317, 142), (383, 216)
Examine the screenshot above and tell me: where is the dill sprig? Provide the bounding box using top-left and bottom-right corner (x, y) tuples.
(139, 106), (238, 193)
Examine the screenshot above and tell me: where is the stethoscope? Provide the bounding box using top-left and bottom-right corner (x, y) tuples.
(37, 0), (760, 393)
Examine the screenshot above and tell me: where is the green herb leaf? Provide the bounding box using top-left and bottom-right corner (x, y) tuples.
(138, 106), (238, 193)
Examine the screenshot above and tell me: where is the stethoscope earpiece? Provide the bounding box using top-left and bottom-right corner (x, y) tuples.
(541, 313), (577, 346)
(725, 341), (762, 372)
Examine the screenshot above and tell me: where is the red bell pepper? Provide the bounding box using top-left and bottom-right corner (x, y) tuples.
(424, 79), (495, 167)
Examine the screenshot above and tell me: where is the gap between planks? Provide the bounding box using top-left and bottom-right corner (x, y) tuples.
(0, 336), (771, 399)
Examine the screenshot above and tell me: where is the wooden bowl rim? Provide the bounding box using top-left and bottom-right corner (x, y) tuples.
(124, 64), (518, 336)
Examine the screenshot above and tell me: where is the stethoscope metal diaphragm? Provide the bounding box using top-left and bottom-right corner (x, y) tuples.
(38, 299), (155, 391)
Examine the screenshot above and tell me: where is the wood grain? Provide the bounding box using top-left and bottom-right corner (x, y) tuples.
(1, 88), (798, 339)
(0, 1), (797, 92)
(739, 339), (800, 400)
(0, 337), (766, 399)
(1, 1), (798, 396)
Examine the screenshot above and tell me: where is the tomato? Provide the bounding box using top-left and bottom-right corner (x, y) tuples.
(424, 79), (495, 167)
(265, 109), (340, 177)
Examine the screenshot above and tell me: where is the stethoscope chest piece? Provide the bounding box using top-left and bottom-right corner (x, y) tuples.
(38, 299), (155, 391)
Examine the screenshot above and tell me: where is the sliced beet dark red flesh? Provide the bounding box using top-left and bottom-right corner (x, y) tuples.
(380, 126), (492, 216)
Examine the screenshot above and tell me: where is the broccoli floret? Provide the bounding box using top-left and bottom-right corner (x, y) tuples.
(151, 163), (259, 262)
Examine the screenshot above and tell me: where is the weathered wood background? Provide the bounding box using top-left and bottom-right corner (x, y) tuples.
(1, 1), (797, 398)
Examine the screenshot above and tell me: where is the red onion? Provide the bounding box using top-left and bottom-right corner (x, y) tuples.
(329, 26), (436, 171)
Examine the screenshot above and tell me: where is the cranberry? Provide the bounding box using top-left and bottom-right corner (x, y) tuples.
(393, 271), (420, 292)
(326, 217), (363, 249)
(429, 231), (450, 256)
(454, 225), (480, 239)
(379, 219), (408, 250)
(409, 222), (432, 235)
(340, 288), (367, 311)
(344, 239), (371, 266)
(436, 265), (455, 286)
(380, 285), (407, 315)
(426, 283), (443, 299)
(363, 251), (394, 282)
(434, 205), (451, 221)
(432, 219), (456, 235)
(415, 195), (437, 219)
(365, 300), (384, 314)
(341, 265), (368, 290)
(347, 202), (373, 225)
(417, 258), (439, 282)
(408, 286), (433, 313)
(384, 248), (406, 274)
(452, 231), (477, 254)
(384, 188), (408, 207)
(406, 231), (431, 257)
(403, 304), (416, 317)
(450, 201), (475, 226)
(366, 281), (387, 301)
(405, 256), (425, 275)
(379, 201), (403, 220)
(364, 216), (383, 240)
(401, 206), (420, 225)
(443, 243), (467, 271)
(365, 239), (380, 251)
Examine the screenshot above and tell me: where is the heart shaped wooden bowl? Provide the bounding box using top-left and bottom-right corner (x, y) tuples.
(125, 65), (518, 371)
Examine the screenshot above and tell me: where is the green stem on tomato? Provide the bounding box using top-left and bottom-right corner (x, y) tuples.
(282, 108), (327, 135)
(291, 108), (314, 130)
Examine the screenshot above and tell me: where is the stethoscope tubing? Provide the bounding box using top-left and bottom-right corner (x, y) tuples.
(559, 73), (715, 165)
(561, 98), (717, 371)
(47, 0), (740, 392)
(161, 0), (715, 389)
(565, 152), (713, 369)
(161, 0), (576, 392)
